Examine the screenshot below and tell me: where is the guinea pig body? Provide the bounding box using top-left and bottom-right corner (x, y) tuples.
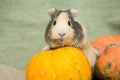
(44, 8), (99, 69)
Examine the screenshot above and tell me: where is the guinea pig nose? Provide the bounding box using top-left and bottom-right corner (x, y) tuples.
(58, 33), (66, 37)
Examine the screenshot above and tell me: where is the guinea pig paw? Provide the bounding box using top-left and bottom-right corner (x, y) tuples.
(42, 46), (50, 51)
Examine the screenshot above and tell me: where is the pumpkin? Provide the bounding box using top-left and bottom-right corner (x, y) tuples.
(26, 47), (91, 80)
(92, 36), (120, 80)
(92, 36), (120, 53)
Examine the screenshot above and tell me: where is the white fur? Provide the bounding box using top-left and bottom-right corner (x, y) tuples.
(70, 9), (78, 21)
(51, 12), (74, 40)
(47, 8), (56, 17)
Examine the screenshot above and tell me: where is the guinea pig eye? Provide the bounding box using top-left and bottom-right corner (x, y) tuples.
(68, 21), (71, 26)
(53, 20), (56, 25)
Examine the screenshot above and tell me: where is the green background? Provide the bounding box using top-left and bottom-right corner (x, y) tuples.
(0, 0), (120, 70)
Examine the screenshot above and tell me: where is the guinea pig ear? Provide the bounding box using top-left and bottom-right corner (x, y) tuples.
(47, 8), (56, 18)
(69, 9), (78, 19)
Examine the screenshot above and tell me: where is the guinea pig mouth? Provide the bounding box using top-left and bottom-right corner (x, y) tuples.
(52, 37), (65, 42)
(59, 37), (64, 42)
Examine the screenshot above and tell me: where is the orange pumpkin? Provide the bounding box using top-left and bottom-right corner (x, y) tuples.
(92, 36), (120, 53)
(92, 36), (120, 80)
(26, 47), (91, 80)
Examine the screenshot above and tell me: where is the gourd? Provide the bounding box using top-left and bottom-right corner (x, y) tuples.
(26, 47), (91, 80)
(92, 36), (120, 80)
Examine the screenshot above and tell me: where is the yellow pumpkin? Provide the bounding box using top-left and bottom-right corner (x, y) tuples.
(26, 47), (91, 80)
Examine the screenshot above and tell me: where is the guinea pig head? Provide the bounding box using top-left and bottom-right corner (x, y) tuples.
(45, 8), (83, 48)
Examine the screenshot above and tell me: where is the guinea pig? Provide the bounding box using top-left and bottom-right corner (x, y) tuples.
(44, 8), (100, 70)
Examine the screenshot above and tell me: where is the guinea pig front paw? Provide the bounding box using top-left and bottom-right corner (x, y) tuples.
(42, 46), (50, 51)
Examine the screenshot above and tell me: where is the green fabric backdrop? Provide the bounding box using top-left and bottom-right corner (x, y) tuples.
(0, 0), (120, 70)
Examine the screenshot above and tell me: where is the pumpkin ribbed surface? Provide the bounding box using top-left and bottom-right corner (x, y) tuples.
(96, 44), (120, 80)
(92, 36), (120, 53)
(26, 47), (91, 80)
(92, 36), (120, 80)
